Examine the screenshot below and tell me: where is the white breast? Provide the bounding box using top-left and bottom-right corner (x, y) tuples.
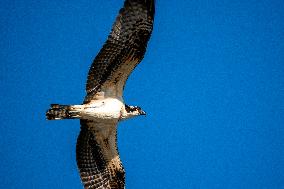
(81, 98), (124, 120)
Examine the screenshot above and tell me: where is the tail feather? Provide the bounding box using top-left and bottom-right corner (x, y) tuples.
(46, 104), (81, 120)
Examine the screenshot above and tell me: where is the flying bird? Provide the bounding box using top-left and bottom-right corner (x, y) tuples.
(46, 0), (155, 188)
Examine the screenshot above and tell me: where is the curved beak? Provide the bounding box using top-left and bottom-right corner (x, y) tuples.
(139, 109), (146, 115)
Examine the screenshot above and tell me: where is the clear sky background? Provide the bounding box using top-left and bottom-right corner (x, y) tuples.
(1, 0), (283, 188)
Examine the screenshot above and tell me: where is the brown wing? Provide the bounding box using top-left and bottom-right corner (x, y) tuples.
(84, 0), (155, 103)
(76, 120), (125, 189)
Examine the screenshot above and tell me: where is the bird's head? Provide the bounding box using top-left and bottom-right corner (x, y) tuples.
(120, 105), (146, 120)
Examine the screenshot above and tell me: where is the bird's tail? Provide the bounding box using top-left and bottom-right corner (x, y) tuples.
(46, 104), (82, 120)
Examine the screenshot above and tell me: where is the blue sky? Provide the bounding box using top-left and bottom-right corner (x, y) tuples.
(1, 0), (283, 188)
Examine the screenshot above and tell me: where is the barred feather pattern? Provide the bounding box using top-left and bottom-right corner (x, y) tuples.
(76, 120), (125, 189)
(76, 0), (155, 188)
(84, 0), (155, 102)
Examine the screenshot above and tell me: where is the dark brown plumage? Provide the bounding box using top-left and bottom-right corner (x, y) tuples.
(46, 1), (154, 188)
(77, 120), (125, 189)
(76, 0), (155, 188)
(84, 0), (155, 103)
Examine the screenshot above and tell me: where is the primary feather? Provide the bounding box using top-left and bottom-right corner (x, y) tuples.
(46, 1), (155, 188)
(84, 0), (155, 103)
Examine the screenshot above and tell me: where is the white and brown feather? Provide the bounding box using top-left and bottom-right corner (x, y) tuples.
(77, 1), (154, 188)
(77, 120), (125, 189)
(84, 0), (155, 103)
(47, 1), (155, 189)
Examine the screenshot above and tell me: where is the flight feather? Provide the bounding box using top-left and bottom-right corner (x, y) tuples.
(84, 0), (155, 102)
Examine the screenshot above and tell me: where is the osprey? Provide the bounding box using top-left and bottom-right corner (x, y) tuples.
(46, 0), (155, 188)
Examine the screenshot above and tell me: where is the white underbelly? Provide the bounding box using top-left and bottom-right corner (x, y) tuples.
(81, 98), (124, 120)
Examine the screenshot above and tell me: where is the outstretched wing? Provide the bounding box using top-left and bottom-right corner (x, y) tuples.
(84, 0), (155, 103)
(76, 120), (125, 189)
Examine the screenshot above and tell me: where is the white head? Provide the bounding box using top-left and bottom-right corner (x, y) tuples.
(120, 105), (146, 120)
